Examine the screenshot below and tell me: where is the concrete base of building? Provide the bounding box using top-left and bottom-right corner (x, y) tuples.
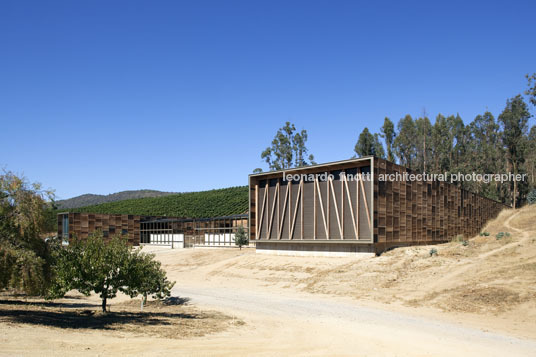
(255, 242), (375, 257)
(193, 245), (254, 249)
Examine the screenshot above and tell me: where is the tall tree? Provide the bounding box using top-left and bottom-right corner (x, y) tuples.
(354, 128), (374, 157)
(373, 133), (386, 159)
(430, 114), (451, 174)
(393, 115), (417, 169)
(467, 111), (503, 199)
(0, 171), (55, 295)
(448, 114), (467, 174)
(293, 129), (315, 167)
(498, 95), (531, 208)
(354, 128), (385, 158)
(261, 122), (315, 171)
(526, 73), (536, 107)
(415, 115), (432, 172)
(380, 117), (396, 162)
(525, 126), (536, 187)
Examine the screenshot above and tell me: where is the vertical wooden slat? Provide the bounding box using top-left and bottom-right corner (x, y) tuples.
(300, 178), (304, 240)
(315, 177), (329, 239)
(278, 183), (290, 239)
(341, 172), (344, 239)
(328, 177), (344, 239)
(277, 181), (280, 238)
(314, 177), (317, 240)
(344, 178), (358, 240)
(257, 182), (269, 239)
(255, 184), (258, 240)
(327, 177), (330, 238)
(359, 170), (372, 228)
(267, 181), (279, 240)
(290, 178), (303, 240)
(356, 170), (360, 239)
(288, 180), (292, 238)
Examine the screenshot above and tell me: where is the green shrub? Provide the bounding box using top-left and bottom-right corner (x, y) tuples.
(496, 232), (511, 240)
(462, 240), (469, 246)
(234, 226), (249, 250)
(528, 189), (536, 205)
(479, 231), (490, 237)
(429, 248), (438, 257)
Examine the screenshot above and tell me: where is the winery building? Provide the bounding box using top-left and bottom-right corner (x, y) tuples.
(58, 157), (507, 255)
(249, 157), (507, 256)
(57, 212), (248, 248)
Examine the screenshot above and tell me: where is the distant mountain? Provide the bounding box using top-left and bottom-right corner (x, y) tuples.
(56, 190), (177, 210)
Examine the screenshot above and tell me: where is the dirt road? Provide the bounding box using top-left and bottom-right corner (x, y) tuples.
(171, 283), (536, 356)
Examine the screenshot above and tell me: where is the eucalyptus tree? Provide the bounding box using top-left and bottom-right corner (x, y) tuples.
(354, 127), (385, 158)
(393, 115), (417, 169)
(467, 111), (503, 199)
(526, 73), (536, 107)
(498, 95), (531, 208)
(380, 117), (396, 162)
(261, 122), (315, 171)
(415, 115), (433, 172)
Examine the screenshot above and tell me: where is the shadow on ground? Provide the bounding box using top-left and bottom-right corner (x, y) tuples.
(0, 297), (198, 330)
(162, 296), (190, 306)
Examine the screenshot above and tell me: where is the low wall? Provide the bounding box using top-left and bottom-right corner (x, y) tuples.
(255, 242), (375, 257)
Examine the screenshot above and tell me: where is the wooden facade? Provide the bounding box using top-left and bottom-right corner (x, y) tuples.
(57, 212), (248, 247)
(249, 159), (373, 243)
(57, 212), (142, 245)
(249, 157), (508, 254)
(373, 158), (507, 251)
(140, 214), (248, 247)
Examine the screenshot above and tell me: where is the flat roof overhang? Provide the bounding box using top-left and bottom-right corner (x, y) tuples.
(249, 156), (374, 180)
(142, 213), (248, 224)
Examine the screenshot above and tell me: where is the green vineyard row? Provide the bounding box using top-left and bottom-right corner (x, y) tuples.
(69, 186), (249, 218)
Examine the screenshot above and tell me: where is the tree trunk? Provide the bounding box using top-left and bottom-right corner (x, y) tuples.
(141, 294), (147, 311)
(102, 295), (107, 313)
(513, 162), (517, 209)
(423, 127), (427, 173)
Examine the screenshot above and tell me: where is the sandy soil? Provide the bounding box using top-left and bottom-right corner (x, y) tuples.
(1, 206), (535, 356)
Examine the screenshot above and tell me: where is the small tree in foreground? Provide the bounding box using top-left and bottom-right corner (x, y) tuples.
(234, 226), (248, 250)
(50, 233), (174, 312)
(124, 249), (175, 311)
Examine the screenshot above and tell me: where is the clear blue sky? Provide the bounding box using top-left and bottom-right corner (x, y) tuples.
(1, 0), (535, 199)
